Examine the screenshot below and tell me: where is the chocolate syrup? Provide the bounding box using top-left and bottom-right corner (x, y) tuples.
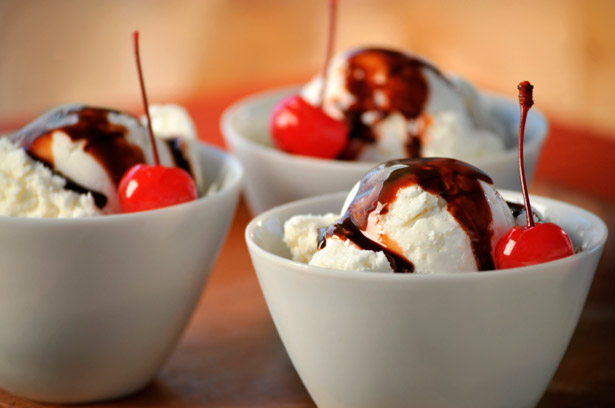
(322, 217), (415, 272)
(165, 138), (193, 177)
(10, 104), (199, 210)
(13, 105), (145, 187)
(322, 158), (497, 272)
(338, 48), (449, 160)
(507, 201), (526, 220)
(505, 201), (543, 224)
(10, 105), (146, 208)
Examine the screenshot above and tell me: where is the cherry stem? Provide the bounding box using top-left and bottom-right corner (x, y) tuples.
(517, 81), (534, 227)
(318, 0), (338, 107)
(133, 30), (160, 165)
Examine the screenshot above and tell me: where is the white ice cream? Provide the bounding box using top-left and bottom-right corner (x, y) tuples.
(310, 235), (393, 272)
(146, 104), (197, 140)
(0, 138), (99, 218)
(8, 104), (202, 215)
(145, 104), (204, 192)
(284, 212), (339, 263)
(301, 48), (510, 162)
(284, 158), (516, 274)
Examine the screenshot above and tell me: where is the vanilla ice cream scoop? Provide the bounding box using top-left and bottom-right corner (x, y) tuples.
(0, 138), (100, 218)
(301, 48), (510, 162)
(284, 158), (515, 273)
(9, 104), (201, 214)
(143, 104), (205, 193)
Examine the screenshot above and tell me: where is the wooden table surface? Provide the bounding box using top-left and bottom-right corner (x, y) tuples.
(0, 86), (613, 407)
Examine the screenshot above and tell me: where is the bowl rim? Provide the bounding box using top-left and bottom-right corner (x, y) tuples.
(220, 84), (549, 170)
(0, 141), (243, 225)
(245, 190), (608, 282)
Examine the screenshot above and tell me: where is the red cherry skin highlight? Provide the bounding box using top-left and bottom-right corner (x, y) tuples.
(494, 223), (574, 269)
(118, 164), (198, 213)
(270, 95), (348, 159)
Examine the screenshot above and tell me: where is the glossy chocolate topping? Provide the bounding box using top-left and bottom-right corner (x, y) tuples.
(322, 158), (497, 272)
(507, 201), (526, 220)
(165, 138), (194, 177)
(319, 217), (415, 272)
(12, 104), (146, 189)
(506, 201), (543, 226)
(338, 48), (449, 160)
(10, 104), (199, 209)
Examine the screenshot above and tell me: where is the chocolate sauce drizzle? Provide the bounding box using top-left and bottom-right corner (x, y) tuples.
(507, 201), (526, 220)
(13, 105), (146, 188)
(165, 138), (194, 177)
(10, 104), (199, 209)
(10, 105), (146, 208)
(320, 217), (415, 272)
(321, 158), (497, 272)
(337, 48), (450, 160)
(62, 177), (108, 209)
(505, 201), (542, 224)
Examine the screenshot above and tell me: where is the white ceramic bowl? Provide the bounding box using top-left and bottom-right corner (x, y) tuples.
(0, 143), (243, 404)
(246, 190), (607, 408)
(222, 86), (548, 215)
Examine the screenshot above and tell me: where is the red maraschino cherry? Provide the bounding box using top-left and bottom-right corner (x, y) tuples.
(118, 31), (197, 213)
(270, 0), (348, 159)
(494, 81), (573, 268)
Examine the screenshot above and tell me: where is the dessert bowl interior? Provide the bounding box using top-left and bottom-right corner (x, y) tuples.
(245, 190), (607, 408)
(222, 86), (548, 215)
(0, 142), (243, 404)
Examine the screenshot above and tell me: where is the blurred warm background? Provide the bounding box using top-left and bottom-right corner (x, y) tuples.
(0, 3), (613, 406)
(0, 0), (613, 139)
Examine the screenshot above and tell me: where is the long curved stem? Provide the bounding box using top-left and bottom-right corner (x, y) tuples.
(517, 81), (534, 227)
(318, 0), (338, 107)
(133, 31), (160, 165)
